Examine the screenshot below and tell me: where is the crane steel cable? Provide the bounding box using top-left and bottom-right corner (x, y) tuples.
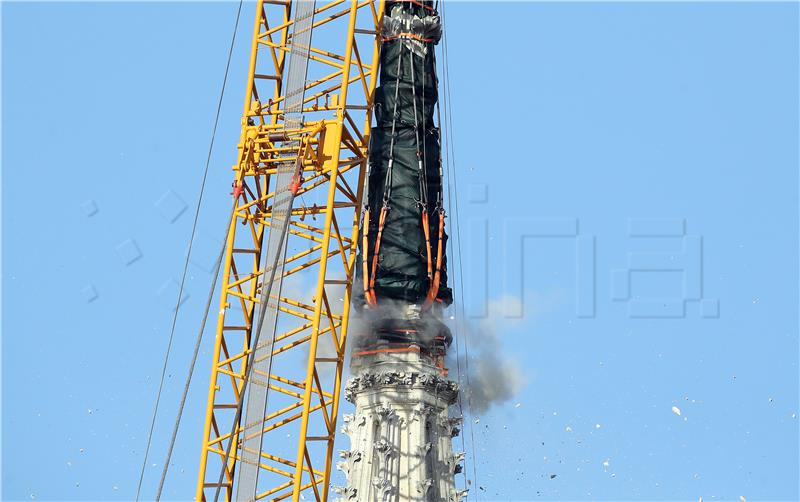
(434, 47), (470, 496)
(365, 43), (405, 304)
(408, 41), (428, 209)
(233, 4), (317, 497)
(439, 0), (479, 497)
(154, 203), (236, 501)
(428, 0), (469, 492)
(134, 1), (245, 499)
(383, 43), (405, 204)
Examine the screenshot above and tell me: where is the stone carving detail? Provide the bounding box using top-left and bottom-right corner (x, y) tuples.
(410, 404), (435, 423)
(417, 478), (433, 494)
(341, 359), (462, 500)
(372, 478), (394, 500)
(333, 485), (358, 500)
(415, 404), (437, 417)
(345, 371), (459, 403)
(451, 489), (469, 501)
(448, 452), (466, 474)
(336, 450), (362, 475)
(444, 416), (462, 428)
(376, 405), (397, 421)
(374, 439), (394, 456)
(340, 414), (353, 435)
(436, 416), (462, 437)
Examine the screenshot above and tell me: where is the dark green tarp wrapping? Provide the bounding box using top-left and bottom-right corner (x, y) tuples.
(356, 1), (452, 307)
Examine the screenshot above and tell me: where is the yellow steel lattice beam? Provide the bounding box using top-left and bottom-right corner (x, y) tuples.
(196, 0), (384, 500)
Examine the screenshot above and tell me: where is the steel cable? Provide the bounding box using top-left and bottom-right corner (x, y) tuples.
(439, 0), (479, 498)
(383, 41), (405, 205)
(135, 1), (245, 499)
(434, 43), (470, 497)
(211, 183), (298, 502)
(154, 203), (236, 501)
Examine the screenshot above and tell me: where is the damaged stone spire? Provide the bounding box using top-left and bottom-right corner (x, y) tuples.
(342, 0), (464, 500)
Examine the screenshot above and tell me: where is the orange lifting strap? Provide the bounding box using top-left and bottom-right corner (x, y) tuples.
(362, 207), (444, 309)
(361, 206), (389, 306)
(361, 208), (374, 305)
(382, 33), (435, 43)
(422, 210), (433, 281)
(370, 207), (389, 300)
(423, 210), (445, 309)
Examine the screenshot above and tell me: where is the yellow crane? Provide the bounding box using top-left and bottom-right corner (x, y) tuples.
(195, 1), (385, 500)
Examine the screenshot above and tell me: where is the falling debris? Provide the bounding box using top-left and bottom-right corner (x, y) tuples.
(549, 474), (557, 479)
(514, 402), (522, 408)
(565, 426), (573, 433)
(671, 406), (682, 416)
(740, 497), (746, 502)
(595, 423), (601, 429)
(602, 459), (610, 470)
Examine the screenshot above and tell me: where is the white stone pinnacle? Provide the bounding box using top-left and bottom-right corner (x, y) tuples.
(339, 349), (466, 502)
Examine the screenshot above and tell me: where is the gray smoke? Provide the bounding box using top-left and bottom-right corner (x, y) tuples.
(447, 295), (527, 414)
(326, 289), (528, 414)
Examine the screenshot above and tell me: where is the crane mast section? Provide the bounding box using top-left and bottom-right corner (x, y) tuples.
(195, 1), (384, 500)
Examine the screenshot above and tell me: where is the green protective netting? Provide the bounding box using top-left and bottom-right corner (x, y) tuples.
(356, 1), (452, 307)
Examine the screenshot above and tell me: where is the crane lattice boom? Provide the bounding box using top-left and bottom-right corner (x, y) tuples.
(196, 1), (384, 500)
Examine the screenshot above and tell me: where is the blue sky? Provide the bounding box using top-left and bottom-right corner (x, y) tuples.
(2, 1), (798, 501)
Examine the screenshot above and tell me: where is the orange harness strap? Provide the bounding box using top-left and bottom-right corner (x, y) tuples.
(421, 210), (433, 281)
(364, 207), (443, 308)
(382, 33), (434, 43)
(368, 206), (389, 304)
(423, 211), (445, 309)
(361, 209), (376, 306)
